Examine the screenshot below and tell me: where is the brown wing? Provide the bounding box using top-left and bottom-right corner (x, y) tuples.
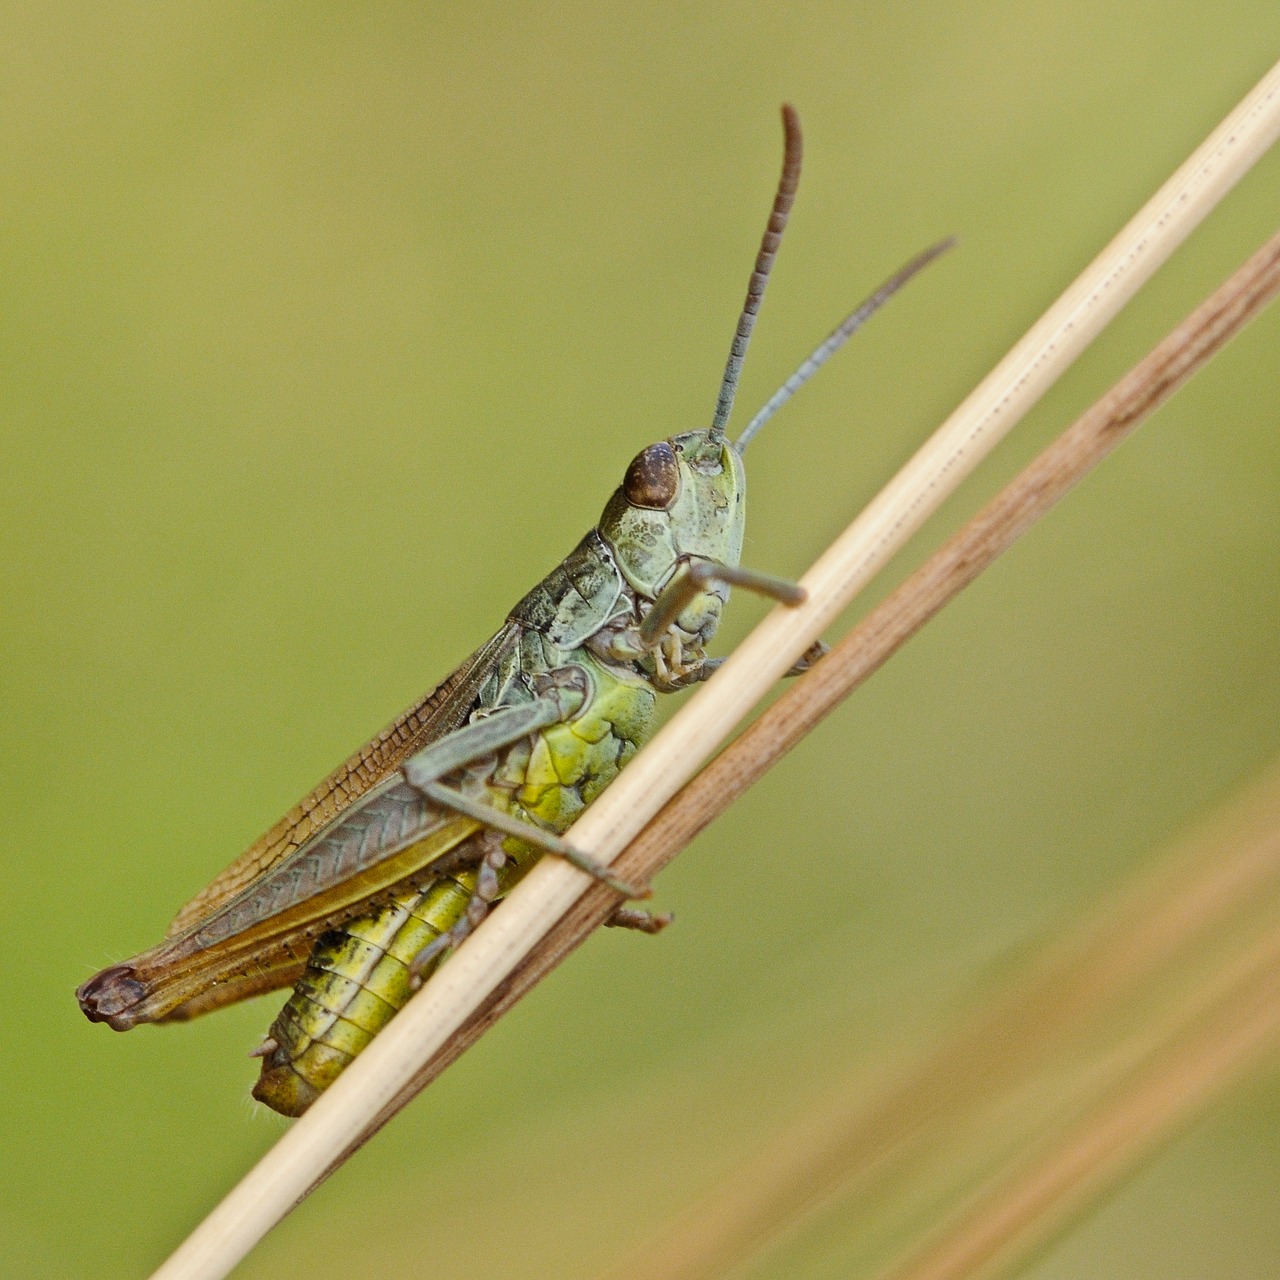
(79, 805), (487, 1029)
(165, 623), (520, 937)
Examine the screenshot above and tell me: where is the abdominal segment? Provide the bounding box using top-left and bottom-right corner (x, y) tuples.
(252, 854), (486, 1117)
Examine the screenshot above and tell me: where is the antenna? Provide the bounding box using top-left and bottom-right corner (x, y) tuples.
(735, 236), (957, 453)
(708, 103), (803, 444)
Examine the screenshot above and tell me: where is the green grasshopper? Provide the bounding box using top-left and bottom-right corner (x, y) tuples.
(77, 106), (950, 1116)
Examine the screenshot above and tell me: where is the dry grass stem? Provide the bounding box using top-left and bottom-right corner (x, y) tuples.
(150, 60), (1280, 1280)
(362, 226), (1280, 1159)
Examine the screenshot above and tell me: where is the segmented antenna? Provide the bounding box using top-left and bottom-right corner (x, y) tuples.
(707, 103), (804, 444)
(734, 236), (957, 453)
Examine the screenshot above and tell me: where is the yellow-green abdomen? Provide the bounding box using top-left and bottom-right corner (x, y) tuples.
(252, 869), (482, 1115)
(253, 657), (656, 1116)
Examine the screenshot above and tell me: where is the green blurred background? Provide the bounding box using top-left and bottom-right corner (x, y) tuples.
(3, 4), (1279, 1277)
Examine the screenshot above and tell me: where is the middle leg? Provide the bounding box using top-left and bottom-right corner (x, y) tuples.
(407, 832), (509, 984)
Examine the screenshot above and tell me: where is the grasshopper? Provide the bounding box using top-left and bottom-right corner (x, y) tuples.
(77, 106), (950, 1116)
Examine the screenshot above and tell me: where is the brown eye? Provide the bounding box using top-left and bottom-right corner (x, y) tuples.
(622, 441), (680, 509)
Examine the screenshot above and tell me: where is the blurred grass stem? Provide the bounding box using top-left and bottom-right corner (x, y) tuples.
(150, 60), (1280, 1280)
(613, 761), (1280, 1280)
(877, 902), (1280, 1280)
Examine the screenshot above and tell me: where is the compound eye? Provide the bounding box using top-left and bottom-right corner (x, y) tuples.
(622, 441), (680, 510)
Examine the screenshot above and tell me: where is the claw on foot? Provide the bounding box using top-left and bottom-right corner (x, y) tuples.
(607, 907), (675, 934)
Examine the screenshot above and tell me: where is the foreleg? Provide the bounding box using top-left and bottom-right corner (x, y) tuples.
(638, 560), (806, 650)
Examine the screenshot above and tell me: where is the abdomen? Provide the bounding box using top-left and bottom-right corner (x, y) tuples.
(253, 658), (655, 1115)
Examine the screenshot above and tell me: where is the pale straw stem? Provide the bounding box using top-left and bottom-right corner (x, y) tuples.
(366, 223), (1280, 1174)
